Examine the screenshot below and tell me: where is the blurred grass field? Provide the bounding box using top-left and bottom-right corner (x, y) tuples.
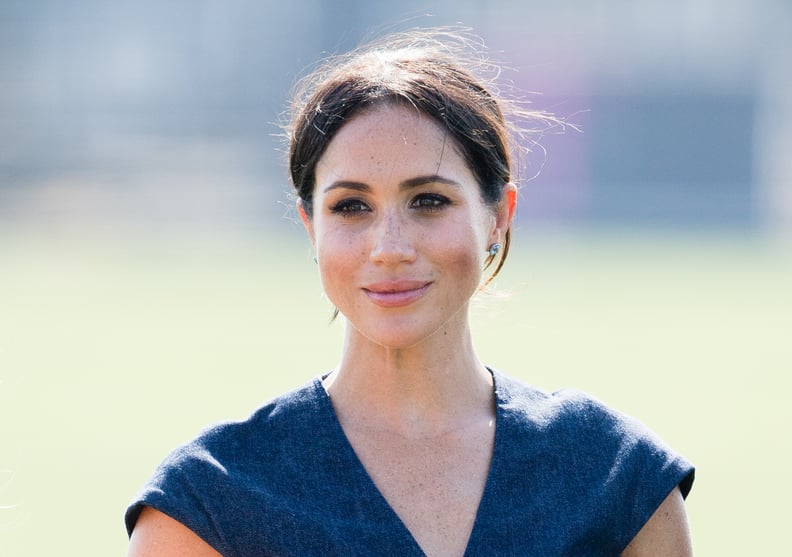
(1, 226), (790, 556)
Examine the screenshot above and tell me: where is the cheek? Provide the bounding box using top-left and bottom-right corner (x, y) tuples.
(317, 258), (351, 311)
(315, 229), (365, 294)
(431, 226), (486, 276)
(313, 215), (362, 257)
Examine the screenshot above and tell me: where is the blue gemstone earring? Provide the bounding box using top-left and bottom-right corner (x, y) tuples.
(488, 243), (502, 257)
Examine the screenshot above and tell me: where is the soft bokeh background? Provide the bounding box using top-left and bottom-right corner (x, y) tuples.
(1, 1), (790, 555)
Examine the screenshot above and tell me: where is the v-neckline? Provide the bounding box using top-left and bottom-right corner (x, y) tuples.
(313, 368), (505, 557)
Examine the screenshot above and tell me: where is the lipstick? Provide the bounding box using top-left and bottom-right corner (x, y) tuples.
(362, 280), (432, 308)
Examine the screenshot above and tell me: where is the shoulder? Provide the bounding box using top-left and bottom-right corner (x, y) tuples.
(151, 379), (324, 471)
(492, 369), (629, 433)
(494, 369), (652, 432)
(490, 369), (694, 552)
(125, 378), (328, 538)
(491, 368), (694, 496)
(197, 378), (327, 451)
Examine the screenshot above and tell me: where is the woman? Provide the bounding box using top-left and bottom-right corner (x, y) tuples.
(126, 29), (694, 556)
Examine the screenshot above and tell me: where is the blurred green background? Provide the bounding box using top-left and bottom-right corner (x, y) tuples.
(2, 1), (791, 556)
(2, 229), (789, 555)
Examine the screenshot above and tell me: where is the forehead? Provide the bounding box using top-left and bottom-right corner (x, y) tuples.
(315, 103), (472, 185)
(331, 103), (445, 152)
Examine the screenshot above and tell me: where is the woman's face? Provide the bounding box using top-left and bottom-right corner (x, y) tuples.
(302, 103), (513, 349)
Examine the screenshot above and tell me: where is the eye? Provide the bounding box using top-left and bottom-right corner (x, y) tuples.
(410, 193), (451, 211)
(329, 198), (371, 217)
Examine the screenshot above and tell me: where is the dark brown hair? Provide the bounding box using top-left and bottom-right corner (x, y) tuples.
(287, 28), (558, 280)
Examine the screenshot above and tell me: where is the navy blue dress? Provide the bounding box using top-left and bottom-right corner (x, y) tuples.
(126, 369), (694, 556)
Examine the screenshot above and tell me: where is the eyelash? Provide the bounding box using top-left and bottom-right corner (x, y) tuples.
(410, 193), (451, 211)
(329, 199), (370, 216)
(329, 194), (451, 217)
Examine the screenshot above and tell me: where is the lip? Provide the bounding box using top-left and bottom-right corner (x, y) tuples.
(362, 280), (432, 308)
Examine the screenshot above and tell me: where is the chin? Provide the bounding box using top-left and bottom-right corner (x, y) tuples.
(350, 315), (455, 352)
(359, 329), (427, 351)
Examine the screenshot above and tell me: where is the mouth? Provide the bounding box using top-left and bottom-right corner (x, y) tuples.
(362, 280), (432, 308)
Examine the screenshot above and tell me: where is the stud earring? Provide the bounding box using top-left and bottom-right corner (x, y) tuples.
(488, 243), (502, 257)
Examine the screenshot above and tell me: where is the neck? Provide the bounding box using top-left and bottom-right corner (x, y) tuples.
(323, 321), (494, 439)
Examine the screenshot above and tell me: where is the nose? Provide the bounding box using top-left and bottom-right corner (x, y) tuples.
(369, 211), (416, 265)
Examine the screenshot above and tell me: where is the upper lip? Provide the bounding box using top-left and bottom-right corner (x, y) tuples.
(362, 280), (431, 293)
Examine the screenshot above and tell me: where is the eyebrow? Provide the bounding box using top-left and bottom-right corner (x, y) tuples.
(322, 175), (461, 194)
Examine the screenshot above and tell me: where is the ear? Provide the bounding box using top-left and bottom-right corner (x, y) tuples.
(491, 183), (517, 244)
(297, 200), (315, 245)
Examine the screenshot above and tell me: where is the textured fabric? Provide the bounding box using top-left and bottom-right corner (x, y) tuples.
(126, 369), (694, 556)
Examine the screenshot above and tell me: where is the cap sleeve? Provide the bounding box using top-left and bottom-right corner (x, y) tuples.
(557, 389), (695, 551)
(125, 437), (232, 555)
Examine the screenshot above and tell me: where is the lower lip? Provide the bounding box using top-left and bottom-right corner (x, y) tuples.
(363, 283), (431, 308)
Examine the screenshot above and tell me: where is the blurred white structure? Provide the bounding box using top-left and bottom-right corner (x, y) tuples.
(754, 1), (792, 239)
(0, 0), (788, 236)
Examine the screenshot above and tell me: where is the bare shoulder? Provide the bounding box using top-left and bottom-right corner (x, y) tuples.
(621, 487), (693, 557)
(127, 507), (223, 557)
